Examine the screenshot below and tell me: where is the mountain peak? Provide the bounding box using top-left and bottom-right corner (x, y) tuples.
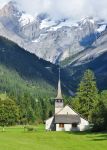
(0, 0), (22, 17)
(80, 17), (95, 25)
(0, 0), (34, 27)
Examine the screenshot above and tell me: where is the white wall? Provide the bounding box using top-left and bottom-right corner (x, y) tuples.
(45, 117), (54, 131)
(56, 124), (77, 131)
(56, 124), (65, 131)
(64, 124), (72, 131)
(78, 118), (89, 131)
(56, 118), (89, 131)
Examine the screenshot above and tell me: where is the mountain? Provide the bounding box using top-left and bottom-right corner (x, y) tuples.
(0, 1), (107, 63)
(0, 33), (107, 98)
(61, 29), (107, 91)
(0, 35), (72, 97)
(63, 52), (107, 92)
(0, 36), (78, 123)
(0, 35), (77, 96)
(0, 1), (107, 92)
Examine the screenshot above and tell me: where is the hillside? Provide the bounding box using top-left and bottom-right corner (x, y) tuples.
(59, 28), (107, 92)
(63, 51), (107, 92)
(0, 36), (58, 96)
(0, 36), (71, 122)
(0, 34), (107, 96)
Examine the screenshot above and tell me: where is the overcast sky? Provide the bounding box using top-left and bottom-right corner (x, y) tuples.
(0, 0), (107, 21)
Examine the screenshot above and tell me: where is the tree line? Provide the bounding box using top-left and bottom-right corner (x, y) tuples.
(0, 64), (55, 126)
(0, 69), (107, 131)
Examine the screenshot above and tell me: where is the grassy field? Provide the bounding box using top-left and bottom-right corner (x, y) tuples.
(0, 125), (107, 150)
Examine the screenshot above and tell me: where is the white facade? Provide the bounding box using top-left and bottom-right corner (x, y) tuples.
(45, 116), (54, 131)
(56, 124), (72, 131)
(78, 118), (89, 131)
(55, 118), (89, 131)
(45, 105), (89, 132)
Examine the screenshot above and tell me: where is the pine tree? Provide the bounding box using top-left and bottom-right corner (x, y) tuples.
(72, 70), (99, 120)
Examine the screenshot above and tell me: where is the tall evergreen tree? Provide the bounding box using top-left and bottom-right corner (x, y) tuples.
(72, 70), (99, 120)
(91, 91), (107, 131)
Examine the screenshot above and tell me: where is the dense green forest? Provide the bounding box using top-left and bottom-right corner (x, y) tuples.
(0, 64), (55, 123)
(1, 68), (107, 131)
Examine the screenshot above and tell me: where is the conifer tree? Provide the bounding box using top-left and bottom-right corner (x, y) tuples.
(72, 69), (99, 120)
(91, 91), (107, 131)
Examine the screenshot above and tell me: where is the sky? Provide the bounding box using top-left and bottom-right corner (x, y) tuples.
(0, 0), (107, 21)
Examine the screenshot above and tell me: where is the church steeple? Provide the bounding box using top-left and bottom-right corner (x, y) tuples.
(56, 68), (63, 99)
(55, 67), (64, 114)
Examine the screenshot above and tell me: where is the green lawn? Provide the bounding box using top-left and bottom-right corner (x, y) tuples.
(0, 125), (107, 150)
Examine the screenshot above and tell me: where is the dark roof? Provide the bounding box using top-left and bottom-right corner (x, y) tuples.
(54, 115), (80, 124)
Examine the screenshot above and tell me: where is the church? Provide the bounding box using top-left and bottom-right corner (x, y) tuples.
(45, 69), (89, 131)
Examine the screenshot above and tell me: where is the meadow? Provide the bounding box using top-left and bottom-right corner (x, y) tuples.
(0, 125), (107, 150)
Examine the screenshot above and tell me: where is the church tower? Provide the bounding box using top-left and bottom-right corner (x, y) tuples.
(55, 68), (64, 114)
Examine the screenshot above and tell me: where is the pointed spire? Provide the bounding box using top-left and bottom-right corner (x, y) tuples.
(56, 67), (63, 99)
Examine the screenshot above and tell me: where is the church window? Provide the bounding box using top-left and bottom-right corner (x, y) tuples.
(72, 123), (77, 128)
(59, 123), (64, 128)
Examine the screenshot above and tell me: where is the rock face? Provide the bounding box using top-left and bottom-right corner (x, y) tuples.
(0, 1), (107, 63)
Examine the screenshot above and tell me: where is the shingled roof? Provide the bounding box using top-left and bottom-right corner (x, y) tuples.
(54, 115), (81, 124)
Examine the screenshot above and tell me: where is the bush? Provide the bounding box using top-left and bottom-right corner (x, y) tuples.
(24, 126), (37, 132)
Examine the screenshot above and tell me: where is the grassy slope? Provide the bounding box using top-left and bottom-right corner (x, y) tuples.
(0, 126), (107, 150)
(0, 64), (55, 98)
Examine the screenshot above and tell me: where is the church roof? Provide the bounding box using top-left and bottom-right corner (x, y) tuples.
(54, 115), (80, 124)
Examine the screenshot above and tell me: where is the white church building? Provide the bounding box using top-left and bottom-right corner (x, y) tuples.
(45, 70), (89, 131)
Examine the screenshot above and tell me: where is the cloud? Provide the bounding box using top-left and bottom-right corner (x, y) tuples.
(17, 0), (107, 21)
(16, 0), (54, 18)
(0, 0), (9, 8)
(1, 0), (107, 21)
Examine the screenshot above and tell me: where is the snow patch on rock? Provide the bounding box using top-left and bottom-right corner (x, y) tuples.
(40, 19), (57, 29)
(97, 25), (106, 33)
(19, 13), (35, 27)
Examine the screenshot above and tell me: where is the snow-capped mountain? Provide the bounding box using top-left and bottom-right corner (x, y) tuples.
(0, 0), (107, 64)
(0, 1), (34, 25)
